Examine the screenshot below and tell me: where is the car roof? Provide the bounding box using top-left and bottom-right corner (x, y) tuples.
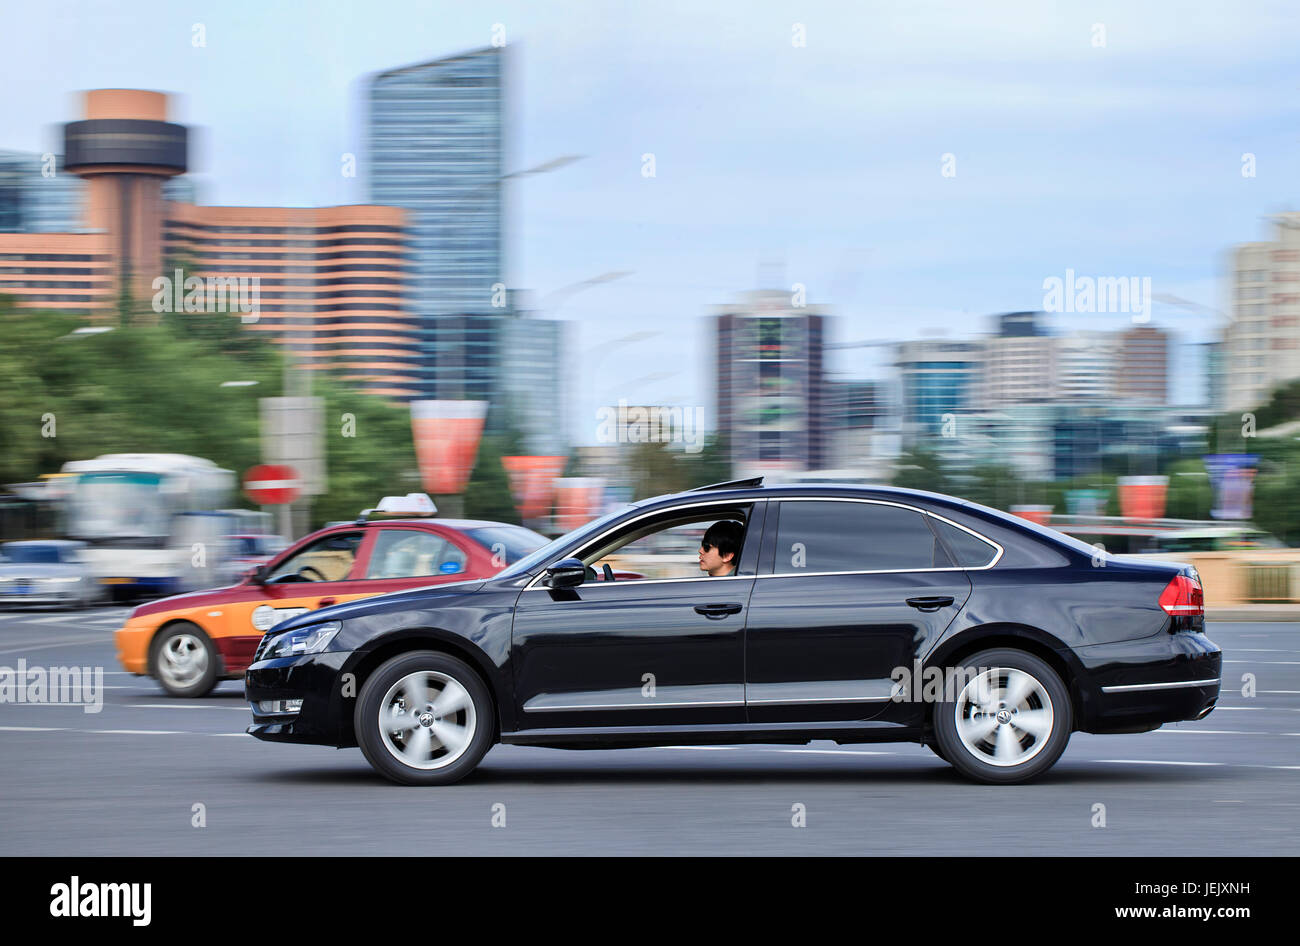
(319, 518), (526, 532)
(635, 482), (973, 511)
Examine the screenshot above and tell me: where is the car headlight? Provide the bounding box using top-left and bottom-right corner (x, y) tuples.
(259, 621), (342, 660)
(41, 577), (82, 583)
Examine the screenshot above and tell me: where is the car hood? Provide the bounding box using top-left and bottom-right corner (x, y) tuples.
(267, 579), (489, 633)
(130, 583), (248, 618)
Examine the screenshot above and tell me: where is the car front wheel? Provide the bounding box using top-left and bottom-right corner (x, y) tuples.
(152, 622), (219, 697)
(932, 648), (1072, 784)
(355, 651), (495, 786)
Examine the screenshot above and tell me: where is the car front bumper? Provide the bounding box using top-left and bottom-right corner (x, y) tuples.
(245, 650), (355, 746)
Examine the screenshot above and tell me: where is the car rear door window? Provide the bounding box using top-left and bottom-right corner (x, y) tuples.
(773, 501), (944, 574)
(366, 529), (468, 578)
(929, 517), (999, 567)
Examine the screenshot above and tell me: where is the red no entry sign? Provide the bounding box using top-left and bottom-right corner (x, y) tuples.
(244, 464), (301, 505)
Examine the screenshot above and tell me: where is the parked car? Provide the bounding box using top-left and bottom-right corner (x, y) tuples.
(244, 478), (1222, 785)
(115, 495), (549, 697)
(0, 540), (105, 609)
(218, 532), (289, 587)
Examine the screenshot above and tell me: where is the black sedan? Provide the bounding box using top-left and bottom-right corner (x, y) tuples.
(245, 478), (1221, 785)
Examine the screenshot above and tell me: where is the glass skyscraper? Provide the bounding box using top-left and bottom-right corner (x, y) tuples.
(0, 151), (84, 233)
(367, 47), (506, 400)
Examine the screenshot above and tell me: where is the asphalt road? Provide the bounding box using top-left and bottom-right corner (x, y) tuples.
(1, 608), (1296, 855)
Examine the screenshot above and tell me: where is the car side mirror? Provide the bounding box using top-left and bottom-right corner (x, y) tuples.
(249, 564), (269, 586)
(544, 558), (586, 589)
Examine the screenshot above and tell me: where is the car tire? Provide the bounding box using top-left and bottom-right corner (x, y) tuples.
(355, 651), (495, 786)
(926, 741), (949, 764)
(932, 648), (1072, 785)
(151, 622), (219, 698)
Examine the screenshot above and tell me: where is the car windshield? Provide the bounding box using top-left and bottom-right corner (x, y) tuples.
(1, 544), (67, 564)
(464, 525), (550, 565)
(494, 507), (634, 579)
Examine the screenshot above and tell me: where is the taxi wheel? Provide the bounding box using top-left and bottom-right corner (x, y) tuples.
(151, 622), (219, 698)
(355, 651), (495, 786)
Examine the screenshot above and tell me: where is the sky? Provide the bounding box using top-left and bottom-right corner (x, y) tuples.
(5, 0), (1300, 442)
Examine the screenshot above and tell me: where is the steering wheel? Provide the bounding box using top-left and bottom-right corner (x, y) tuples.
(297, 565), (327, 582)
(602, 563), (615, 582)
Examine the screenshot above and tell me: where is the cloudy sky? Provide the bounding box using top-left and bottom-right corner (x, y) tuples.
(6, 1), (1299, 439)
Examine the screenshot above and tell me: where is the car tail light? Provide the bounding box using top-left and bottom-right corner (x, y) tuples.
(1159, 575), (1204, 617)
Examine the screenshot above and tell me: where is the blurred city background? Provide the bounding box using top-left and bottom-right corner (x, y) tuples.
(3, 3), (1300, 606)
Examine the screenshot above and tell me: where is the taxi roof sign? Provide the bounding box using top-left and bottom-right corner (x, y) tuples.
(358, 493), (438, 521)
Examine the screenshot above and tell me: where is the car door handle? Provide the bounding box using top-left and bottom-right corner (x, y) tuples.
(318, 597), (336, 607)
(694, 602), (743, 619)
(906, 596), (954, 612)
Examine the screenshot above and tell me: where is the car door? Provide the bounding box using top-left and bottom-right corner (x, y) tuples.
(744, 499), (972, 724)
(510, 501), (765, 730)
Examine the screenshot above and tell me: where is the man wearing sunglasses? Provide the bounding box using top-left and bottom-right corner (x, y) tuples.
(698, 520), (743, 577)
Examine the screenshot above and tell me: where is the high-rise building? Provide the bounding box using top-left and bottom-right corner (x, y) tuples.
(895, 338), (984, 445)
(0, 89), (421, 401)
(981, 311), (1055, 407)
(713, 290), (828, 475)
(1115, 325), (1168, 404)
(1056, 331), (1118, 402)
(500, 313), (567, 456)
(367, 47), (506, 400)
(1222, 214), (1300, 412)
(825, 378), (882, 470)
(0, 151), (85, 234)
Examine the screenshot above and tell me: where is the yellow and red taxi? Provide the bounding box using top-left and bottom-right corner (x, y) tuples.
(115, 495), (549, 697)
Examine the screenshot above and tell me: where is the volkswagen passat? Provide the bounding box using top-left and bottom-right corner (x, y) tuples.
(246, 479), (1221, 785)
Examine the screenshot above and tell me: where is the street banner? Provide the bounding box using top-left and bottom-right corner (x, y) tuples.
(501, 456), (567, 521)
(410, 400), (488, 495)
(1010, 505), (1053, 526)
(553, 477), (605, 532)
(1203, 454), (1259, 521)
(1117, 475), (1168, 520)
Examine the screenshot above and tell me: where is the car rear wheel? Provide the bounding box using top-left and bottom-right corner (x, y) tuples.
(933, 648), (1072, 784)
(355, 651), (495, 786)
(152, 622), (219, 698)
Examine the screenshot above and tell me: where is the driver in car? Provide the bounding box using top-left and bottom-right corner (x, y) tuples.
(698, 520), (743, 577)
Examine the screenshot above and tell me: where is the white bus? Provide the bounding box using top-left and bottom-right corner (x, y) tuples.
(60, 454), (236, 599)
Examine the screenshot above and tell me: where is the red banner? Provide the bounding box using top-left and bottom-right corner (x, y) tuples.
(1117, 476), (1168, 520)
(410, 400), (488, 496)
(502, 456), (567, 521)
(553, 477), (605, 533)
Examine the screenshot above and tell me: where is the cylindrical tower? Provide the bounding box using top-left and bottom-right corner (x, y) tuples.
(63, 90), (187, 304)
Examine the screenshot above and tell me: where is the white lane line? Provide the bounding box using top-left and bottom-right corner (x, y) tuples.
(1213, 706), (1300, 712)
(126, 704), (249, 711)
(1094, 759), (1224, 767)
(775, 748), (894, 756)
(0, 638), (116, 655)
(1156, 729), (1293, 735)
(1224, 660), (1300, 665)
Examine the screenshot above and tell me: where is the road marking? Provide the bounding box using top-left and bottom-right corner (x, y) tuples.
(775, 748), (895, 756)
(1094, 759), (1224, 766)
(0, 637), (116, 655)
(1224, 660), (1300, 665)
(127, 704), (249, 711)
(1157, 729), (1294, 735)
